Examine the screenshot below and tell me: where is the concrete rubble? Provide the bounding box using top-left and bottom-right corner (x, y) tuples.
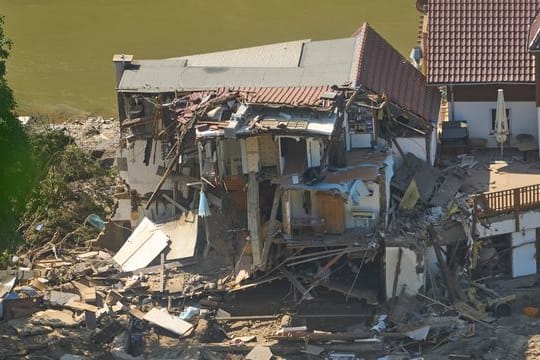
(2, 141), (540, 360)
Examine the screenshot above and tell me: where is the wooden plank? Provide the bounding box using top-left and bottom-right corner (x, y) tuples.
(65, 299), (98, 313)
(314, 250), (347, 279)
(247, 172), (263, 266)
(280, 268), (314, 301)
(129, 308), (146, 321)
(160, 252), (166, 293)
(316, 192), (345, 234)
(143, 308), (193, 336)
(162, 194), (187, 212)
(82, 287), (97, 305)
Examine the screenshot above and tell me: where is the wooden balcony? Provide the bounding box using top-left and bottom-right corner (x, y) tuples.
(473, 183), (540, 219)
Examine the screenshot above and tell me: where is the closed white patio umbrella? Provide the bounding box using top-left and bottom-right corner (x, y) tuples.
(495, 89), (509, 159)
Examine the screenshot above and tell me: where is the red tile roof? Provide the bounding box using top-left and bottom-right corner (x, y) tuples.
(190, 86), (332, 108)
(427, 0), (540, 84)
(193, 24), (442, 121)
(352, 23), (442, 122)
(235, 86), (332, 108)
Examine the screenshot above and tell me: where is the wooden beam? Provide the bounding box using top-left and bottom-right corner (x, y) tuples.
(160, 252), (166, 293)
(280, 268), (314, 301)
(162, 194), (188, 212)
(247, 172), (263, 266)
(145, 151), (180, 209)
(314, 250), (348, 279)
(260, 186), (281, 270)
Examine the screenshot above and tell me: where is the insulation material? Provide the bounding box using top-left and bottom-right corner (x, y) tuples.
(113, 217), (169, 271)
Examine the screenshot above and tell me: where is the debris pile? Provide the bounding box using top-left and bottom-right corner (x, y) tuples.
(2, 229), (540, 360)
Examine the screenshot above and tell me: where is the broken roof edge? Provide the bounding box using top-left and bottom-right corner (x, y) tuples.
(528, 12), (540, 52)
(350, 23), (441, 123)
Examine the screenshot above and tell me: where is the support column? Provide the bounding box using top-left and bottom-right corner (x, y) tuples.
(247, 172), (262, 266)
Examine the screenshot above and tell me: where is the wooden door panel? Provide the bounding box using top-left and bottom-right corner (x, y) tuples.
(316, 192), (345, 234)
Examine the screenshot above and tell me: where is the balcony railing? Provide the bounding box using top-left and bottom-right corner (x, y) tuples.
(473, 183), (540, 219)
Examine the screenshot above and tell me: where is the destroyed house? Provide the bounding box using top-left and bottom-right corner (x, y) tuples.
(111, 23), (441, 301)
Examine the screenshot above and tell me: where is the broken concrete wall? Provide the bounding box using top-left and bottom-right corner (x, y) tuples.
(118, 139), (174, 195)
(392, 137), (429, 166)
(385, 247), (424, 299)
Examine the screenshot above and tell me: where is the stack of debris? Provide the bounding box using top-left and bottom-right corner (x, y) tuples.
(1, 227), (533, 360)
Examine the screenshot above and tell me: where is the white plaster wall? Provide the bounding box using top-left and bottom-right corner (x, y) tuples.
(385, 247), (424, 299)
(475, 209), (540, 238)
(119, 140), (173, 195)
(511, 229), (537, 277)
(307, 138), (322, 167)
(453, 101), (537, 147)
(345, 182), (380, 229)
(392, 137), (428, 166)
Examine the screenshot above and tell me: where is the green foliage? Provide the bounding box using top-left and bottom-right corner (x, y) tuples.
(20, 136), (114, 247)
(0, 15), (34, 249)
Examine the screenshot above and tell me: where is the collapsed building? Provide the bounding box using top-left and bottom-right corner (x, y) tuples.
(108, 23), (441, 303)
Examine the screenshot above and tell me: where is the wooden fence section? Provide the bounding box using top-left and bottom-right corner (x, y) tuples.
(474, 184), (540, 218)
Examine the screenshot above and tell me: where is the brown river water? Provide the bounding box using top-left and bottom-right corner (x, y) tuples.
(0, 0), (419, 117)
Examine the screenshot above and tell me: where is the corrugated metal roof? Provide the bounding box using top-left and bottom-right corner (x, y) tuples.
(427, 0), (540, 84)
(117, 38), (356, 93)
(173, 40), (307, 68)
(118, 59), (187, 92)
(351, 23), (442, 122)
